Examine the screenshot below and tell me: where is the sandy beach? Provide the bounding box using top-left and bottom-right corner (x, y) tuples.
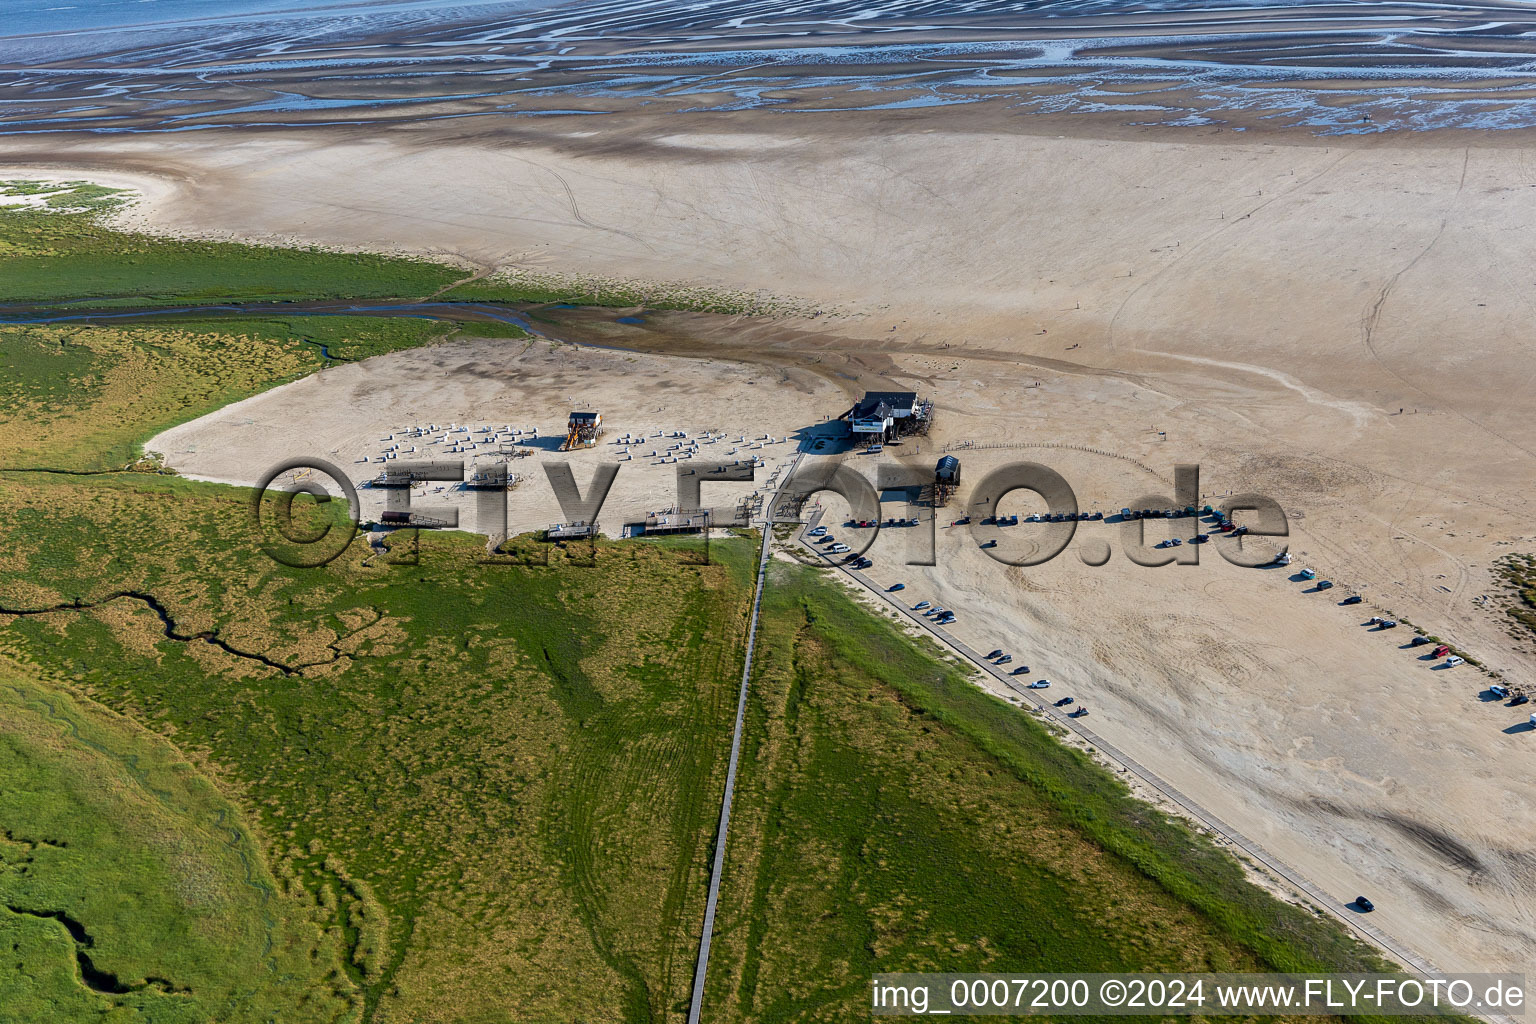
(7, 105), (1536, 975)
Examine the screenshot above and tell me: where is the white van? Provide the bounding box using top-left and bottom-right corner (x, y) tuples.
(829, 544), (850, 553)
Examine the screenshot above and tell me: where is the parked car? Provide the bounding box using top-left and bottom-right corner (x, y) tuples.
(1070, 707), (1089, 718)
(888, 583), (905, 592)
(809, 525), (827, 536)
(1342, 595), (1363, 605)
(1028, 679), (1050, 689)
(1409, 635), (1430, 646)
(1355, 896), (1374, 913)
(1316, 580), (1333, 589)
(1012, 666), (1031, 676)
(829, 543), (850, 553)
(986, 649), (1004, 660)
(995, 655), (1012, 665)
(913, 600), (930, 610)
(1055, 696), (1074, 707)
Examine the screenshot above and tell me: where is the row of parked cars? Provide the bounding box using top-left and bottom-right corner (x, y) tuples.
(980, 648), (1090, 715)
(910, 600), (957, 625)
(808, 525), (852, 554)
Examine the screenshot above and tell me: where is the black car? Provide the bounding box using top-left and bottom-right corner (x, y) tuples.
(1342, 595), (1363, 605)
(1055, 696), (1074, 707)
(1355, 896), (1374, 913)
(1010, 665), (1030, 675)
(986, 649), (1004, 659)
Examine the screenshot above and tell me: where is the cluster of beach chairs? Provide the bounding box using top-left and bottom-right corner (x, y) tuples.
(610, 429), (787, 466)
(360, 423), (540, 465)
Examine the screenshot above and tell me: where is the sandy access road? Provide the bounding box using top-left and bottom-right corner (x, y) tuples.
(8, 113), (1536, 973)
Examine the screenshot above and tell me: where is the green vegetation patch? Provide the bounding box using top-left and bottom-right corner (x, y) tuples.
(443, 269), (819, 318)
(0, 183), (462, 306)
(0, 659), (357, 1023)
(1497, 553), (1536, 637)
(0, 317), (465, 472)
(0, 472), (749, 1023)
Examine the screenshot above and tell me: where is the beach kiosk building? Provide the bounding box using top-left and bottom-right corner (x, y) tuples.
(844, 391), (933, 442)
